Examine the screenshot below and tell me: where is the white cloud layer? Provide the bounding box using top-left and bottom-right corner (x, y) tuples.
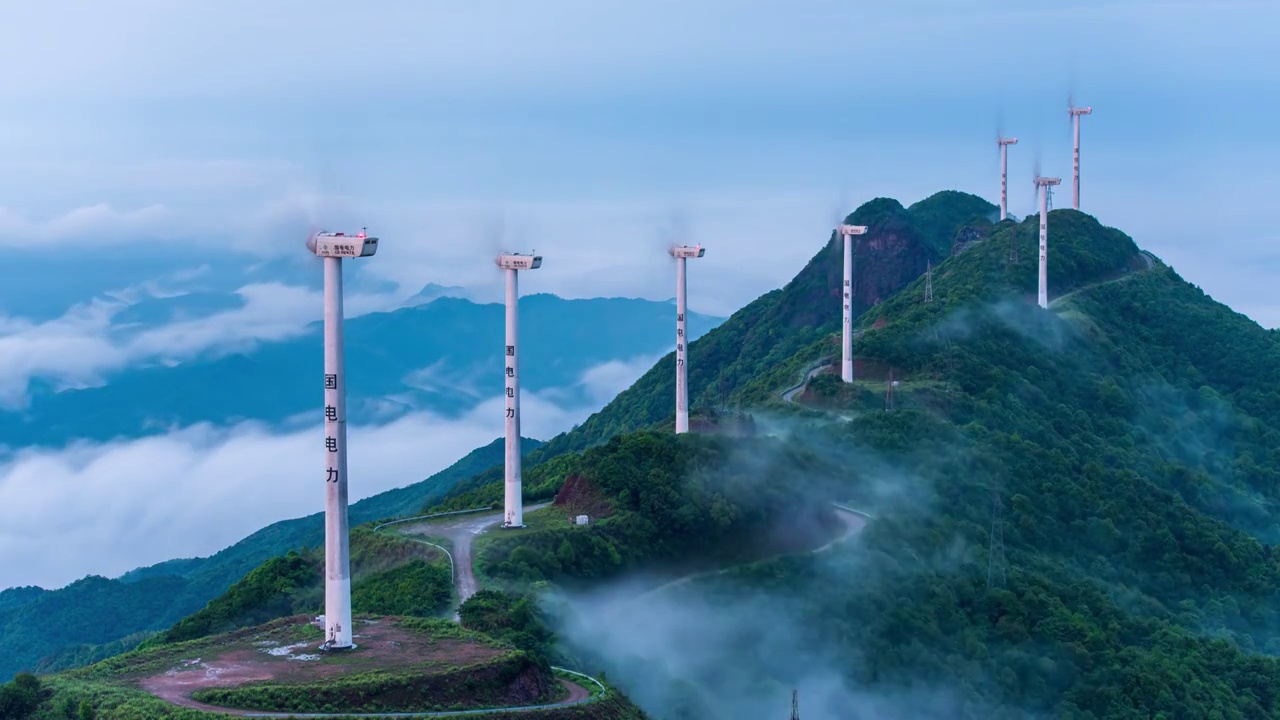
(0, 353), (651, 590)
(0, 280), (403, 407)
(0, 204), (173, 245)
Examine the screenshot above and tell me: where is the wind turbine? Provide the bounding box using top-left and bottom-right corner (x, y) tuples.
(1033, 175), (1062, 308)
(997, 133), (1018, 221)
(496, 250), (542, 529)
(669, 243), (705, 433)
(1068, 95), (1093, 210)
(837, 223), (868, 382)
(306, 229), (380, 650)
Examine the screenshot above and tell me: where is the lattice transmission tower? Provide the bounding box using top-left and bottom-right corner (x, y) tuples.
(791, 689), (800, 720)
(924, 260), (934, 303)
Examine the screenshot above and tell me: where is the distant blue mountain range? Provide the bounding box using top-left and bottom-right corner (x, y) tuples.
(0, 292), (723, 448)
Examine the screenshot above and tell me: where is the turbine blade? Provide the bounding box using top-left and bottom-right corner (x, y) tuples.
(831, 185), (850, 227)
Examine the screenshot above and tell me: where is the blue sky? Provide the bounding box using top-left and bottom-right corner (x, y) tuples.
(0, 0), (1276, 320)
(2, 0), (1279, 589)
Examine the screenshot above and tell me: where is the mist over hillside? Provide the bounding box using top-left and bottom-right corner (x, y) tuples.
(405, 192), (1280, 719)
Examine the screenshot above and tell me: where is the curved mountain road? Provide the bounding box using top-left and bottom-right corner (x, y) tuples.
(396, 502), (551, 611)
(627, 504), (871, 605)
(1049, 249), (1157, 310)
(781, 362), (833, 403)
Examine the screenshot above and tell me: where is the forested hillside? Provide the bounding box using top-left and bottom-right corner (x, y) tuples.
(474, 432), (847, 587)
(433, 191), (993, 508)
(19, 188), (1280, 718)
(421, 199), (1280, 718)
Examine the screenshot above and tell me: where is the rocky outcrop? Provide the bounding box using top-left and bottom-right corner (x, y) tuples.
(553, 474), (614, 520)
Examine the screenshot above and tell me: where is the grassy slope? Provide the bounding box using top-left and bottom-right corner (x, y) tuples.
(148, 527), (453, 648)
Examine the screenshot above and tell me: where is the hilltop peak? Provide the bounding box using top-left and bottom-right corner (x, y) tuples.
(407, 282), (474, 305)
(846, 197), (909, 227)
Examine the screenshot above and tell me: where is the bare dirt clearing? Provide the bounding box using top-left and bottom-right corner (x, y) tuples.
(139, 616), (505, 712)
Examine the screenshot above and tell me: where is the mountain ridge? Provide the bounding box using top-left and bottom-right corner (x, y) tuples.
(16, 189), (1280, 719)
(402, 194), (1280, 717)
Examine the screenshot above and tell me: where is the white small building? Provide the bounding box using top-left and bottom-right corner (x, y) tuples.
(575, 515), (590, 526)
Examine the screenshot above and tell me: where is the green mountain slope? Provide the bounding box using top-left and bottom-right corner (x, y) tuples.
(417, 200), (1280, 718)
(22, 188), (1280, 718)
(430, 192), (980, 509)
(151, 526), (452, 647)
(907, 189), (1000, 258)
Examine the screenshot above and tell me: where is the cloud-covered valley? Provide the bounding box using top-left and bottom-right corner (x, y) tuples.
(0, 353), (655, 590)
(0, 280), (403, 407)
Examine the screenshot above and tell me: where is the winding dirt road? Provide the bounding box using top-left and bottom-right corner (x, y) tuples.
(628, 504), (870, 604)
(398, 502), (551, 609)
(781, 363), (832, 403)
(1049, 249), (1158, 310)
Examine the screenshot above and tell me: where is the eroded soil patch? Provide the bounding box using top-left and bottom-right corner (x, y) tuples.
(139, 616), (505, 712)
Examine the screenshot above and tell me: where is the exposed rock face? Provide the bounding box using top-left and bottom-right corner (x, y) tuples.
(951, 223), (991, 256)
(501, 663), (555, 705)
(851, 218), (932, 309)
(553, 474), (614, 520)
(774, 199), (931, 331)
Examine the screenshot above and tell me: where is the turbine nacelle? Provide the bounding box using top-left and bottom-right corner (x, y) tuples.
(496, 253), (543, 270)
(669, 244), (706, 259)
(1069, 106), (1093, 116)
(307, 231), (379, 258)
(998, 137), (1019, 146)
(1034, 177), (1063, 187)
(837, 224), (869, 236)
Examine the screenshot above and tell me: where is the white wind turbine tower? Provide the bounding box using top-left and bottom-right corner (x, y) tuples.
(496, 251), (542, 528)
(669, 243), (705, 433)
(306, 229), (380, 650)
(837, 223), (868, 382)
(1068, 98), (1093, 210)
(1033, 175), (1062, 308)
(997, 134), (1018, 221)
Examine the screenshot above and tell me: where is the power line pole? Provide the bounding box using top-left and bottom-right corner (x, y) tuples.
(885, 368), (896, 411)
(791, 689), (800, 720)
(924, 260), (934, 303)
